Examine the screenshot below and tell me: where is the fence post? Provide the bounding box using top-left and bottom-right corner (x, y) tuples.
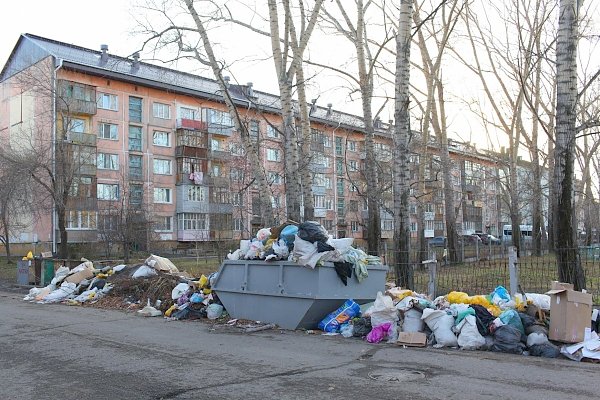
(508, 246), (518, 297)
(424, 258), (437, 299)
(475, 240), (479, 261)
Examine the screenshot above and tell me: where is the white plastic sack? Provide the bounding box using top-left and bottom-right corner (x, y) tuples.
(70, 260), (94, 274)
(422, 308), (458, 347)
(42, 282), (77, 303)
(402, 309), (424, 333)
(138, 305), (162, 317)
(327, 238), (354, 253)
(73, 288), (99, 303)
(207, 303), (224, 320)
(525, 293), (551, 311)
(456, 315), (486, 350)
(171, 283), (190, 300)
(527, 332), (549, 347)
(365, 292), (399, 343)
(112, 264), (126, 272)
(132, 265), (158, 279)
(145, 254), (179, 273)
(227, 249), (242, 260)
(50, 266), (70, 286)
(23, 287), (44, 301)
(272, 239), (290, 259)
(396, 296), (418, 312)
(244, 240), (264, 260)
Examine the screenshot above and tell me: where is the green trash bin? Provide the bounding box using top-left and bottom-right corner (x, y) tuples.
(42, 260), (55, 286)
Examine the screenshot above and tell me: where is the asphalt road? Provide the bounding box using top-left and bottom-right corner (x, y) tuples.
(0, 288), (598, 400)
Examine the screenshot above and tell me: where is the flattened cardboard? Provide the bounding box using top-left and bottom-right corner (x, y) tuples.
(546, 282), (592, 343)
(64, 268), (94, 284)
(396, 332), (427, 347)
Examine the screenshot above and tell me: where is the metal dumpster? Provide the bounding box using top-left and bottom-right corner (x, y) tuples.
(212, 260), (388, 330)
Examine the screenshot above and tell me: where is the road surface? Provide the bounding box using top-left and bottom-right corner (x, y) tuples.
(0, 288), (597, 400)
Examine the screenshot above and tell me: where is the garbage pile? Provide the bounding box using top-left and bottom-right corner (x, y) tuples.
(316, 284), (600, 362)
(22, 254), (226, 322)
(227, 221), (381, 283)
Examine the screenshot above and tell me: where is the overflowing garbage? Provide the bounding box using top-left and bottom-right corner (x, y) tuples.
(19, 220), (599, 363)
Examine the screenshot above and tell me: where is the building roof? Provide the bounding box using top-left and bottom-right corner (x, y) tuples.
(2, 33), (392, 135)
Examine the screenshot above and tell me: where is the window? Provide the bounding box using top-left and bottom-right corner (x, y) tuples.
(97, 183), (119, 200)
(268, 171), (282, 184)
(153, 131), (170, 147)
(207, 109), (233, 126)
(323, 135), (332, 148)
(66, 118), (85, 133)
(337, 198), (345, 215)
(232, 193), (243, 206)
(97, 93), (118, 111)
(130, 184), (143, 205)
(97, 153), (119, 170)
(267, 125), (280, 138)
(97, 213), (118, 232)
(335, 137), (343, 156)
(314, 195), (326, 209)
(153, 102), (171, 119)
(313, 153), (330, 168)
(129, 155), (143, 180)
(98, 123), (118, 140)
(351, 221), (359, 232)
(337, 178), (345, 196)
(324, 220), (334, 231)
(347, 141), (357, 152)
(178, 213), (208, 230)
(62, 82), (93, 101)
(153, 159), (172, 175)
(230, 168), (244, 182)
(410, 222), (417, 232)
(129, 125), (142, 151)
(383, 220), (394, 231)
(267, 148), (280, 162)
(349, 200), (358, 212)
(271, 195), (281, 208)
(187, 186), (207, 202)
(249, 120), (260, 138)
(154, 188), (172, 203)
(179, 107), (199, 120)
(67, 210), (97, 230)
(75, 146), (96, 167)
(155, 216), (173, 232)
(69, 176), (93, 198)
(212, 164), (221, 177)
(129, 96), (142, 122)
(234, 218), (243, 231)
(348, 160), (358, 172)
(211, 187), (229, 203)
(211, 139), (223, 151)
(336, 158), (344, 175)
(230, 143), (245, 156)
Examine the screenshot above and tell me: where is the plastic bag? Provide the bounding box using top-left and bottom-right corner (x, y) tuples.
(402, 309), (424, 333)
(43, 282), (77, 303)
(318, 299), (361, 333)
(352, 317), (372, 337)
(422, 309), (458, 347)
(171, 283), (190, 300)
(525, 293), (551, 311)
(340, 323), (354, 338)
(499, 309), (525, 335)
(327, 238), (354, 253)
(145, 254), (179, 273)
(491, 325), (525, 354)
(256, 227), (271, 242)
(138, 300), (162, 317)
(366, 322), (392, 343)
(280, 225), (299, 246)
(456, 315), (486, 350)
(526, 332), (549, 347)
(365, 292), (399, 328)
(132, 265), (158, 279)
(529, 343), (560, 358)
(207, 303), (224, 320)
(297, 221), (329, 243)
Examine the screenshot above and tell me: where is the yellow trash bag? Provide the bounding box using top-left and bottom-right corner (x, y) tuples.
(199, 274), (209, 289)
(165, 304), (178, 317)
(469, 295), (492, 307)
(447, 291), (470, 304)
(26, 251), (34, 260)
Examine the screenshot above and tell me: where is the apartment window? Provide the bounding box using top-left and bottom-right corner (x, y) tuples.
(314, 153), (330, 168)
(153, 159), (172, 175)
(234, 218), (243, 231)
(383, 220), (394, 231)
(98, 123), (118, 140)
(336, 158), (344, 175)
(337, 198), (345, 216)
(67, 210), (97, 230)
(63, 83), (93, 101)
(154, 188), (172, 203)
(69, 176), (93, 198)
(314, 195), (326, 209)
(97, 213), (118, 232)
(348, 160), (358, 172)
(324, 220), (334, 231)
(267, 148), (280, 162)
(323, 135), (332, 148)
(268, 171), (282, 184)
(211, 139), (222, 151)
(97, 93), (118, 111)
(337, 178), (345, 196)
(347, 141), (357, 152)
(67, 117), (85, 133)
(349, 200), (359, 212)
(212, 164), (221, 177)
(410, 222), (417, 232)
(75, 146), (96, 167)
(266, 125), (280, 138)
(130, 184), (143, 205)
(271, 195), (281, 208)
(335, 137), (343, 156)
(232, 193), (243, 206)
(179, 107), (199, 120)
(230, 168), (244, 182)
(187, 186), (207, 202)
(211, 187), (229, 203)
(97, 183), (119, 200)
(207, 109), (233, 126)
(129, 125), (142, 151)
(126, 155), (141, 181)
(153, 131), (170, 147)
(155, 216), (173, 232)
(230, 143), (245, 156)
(178, 213), (208, 230)
(351, 221), (359, 232)
(129, 96), (142, 122)
(153, 102), (171, 119)
(97, 153), (119, 170)
(249, 120), (260, 138)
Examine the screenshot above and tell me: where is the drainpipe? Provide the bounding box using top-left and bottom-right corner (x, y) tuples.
(52, 57), (63, 255)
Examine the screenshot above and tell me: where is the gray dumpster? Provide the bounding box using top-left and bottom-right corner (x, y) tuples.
(212, 260), (388, 330)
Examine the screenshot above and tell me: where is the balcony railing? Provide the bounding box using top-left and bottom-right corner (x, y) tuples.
(67, 131), (97, 146)
(177, 118), (207, 131)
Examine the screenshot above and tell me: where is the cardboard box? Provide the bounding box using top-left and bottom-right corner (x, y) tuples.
(64, 268), (94, 284)
(546, 281), (592, 343)
(396, 332), (427, 347)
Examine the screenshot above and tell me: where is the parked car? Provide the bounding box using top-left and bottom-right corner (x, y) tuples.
(474, 232), (501, 245)
(428, 236), (447, 247)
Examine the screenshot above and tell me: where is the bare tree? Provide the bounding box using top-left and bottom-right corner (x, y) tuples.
(0, 162), (31, 262)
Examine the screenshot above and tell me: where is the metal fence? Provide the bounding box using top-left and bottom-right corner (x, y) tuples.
(386, 244), (600, 305)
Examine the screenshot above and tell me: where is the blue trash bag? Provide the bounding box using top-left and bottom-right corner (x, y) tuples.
(499, 309), (525, 335)
(318, 299), (361, 333)
(280, 225), (299, 246)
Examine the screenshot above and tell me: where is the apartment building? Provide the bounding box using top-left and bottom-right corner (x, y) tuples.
(0, 34), (503, 252)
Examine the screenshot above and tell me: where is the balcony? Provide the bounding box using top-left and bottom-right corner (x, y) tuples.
(67, 131), (96, 146)
(208, 123), (234, 137)
(312, 185), (326, 195)
(177, 229), (211, 241)
(66, 197), (98, 211)
(177, 118), (207, 131)
(204, 176), (229, 187)
(176, 146), (208, 158)
(209, 148), (231, 161)
(314, 208), (327, 218)
(57, 80), (97, 115)
(176, 130), (208, 148)
(209, 203), (234, 214)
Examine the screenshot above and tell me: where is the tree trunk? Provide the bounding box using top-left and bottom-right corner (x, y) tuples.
(57, 205), (68, 259)
(554, 0), (585, 290)
(393, 0), (414, 289)
(295, 65), (315, 221)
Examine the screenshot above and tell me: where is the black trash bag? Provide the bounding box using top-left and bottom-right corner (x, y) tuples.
(469, 305), (495, 336)
(491, 325), (526, 354)
(519, 312), (536, 329)
(89, 278), (106, 290)
(352, 317), (372, 337)
(333, 262), (353, 286)
(529, 343), (561, 358)
(297, 221), (329, 243)
(525, 324), (549, 336)
(317, 241), (335, 253)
